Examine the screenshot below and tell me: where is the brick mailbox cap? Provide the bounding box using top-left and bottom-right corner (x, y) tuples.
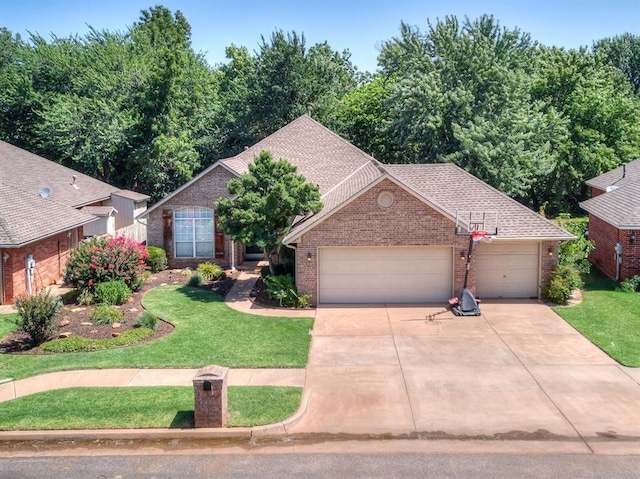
(194, 365), (228, 379)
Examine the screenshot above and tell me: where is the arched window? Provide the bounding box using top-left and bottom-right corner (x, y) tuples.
(174, 207), (214, 258)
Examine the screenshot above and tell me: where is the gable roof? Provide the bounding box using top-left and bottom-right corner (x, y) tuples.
(586, 158), (640, 191)
(140, 115), (376, 219)
(143, 115), (573, 243)
(581, 158), (640, 229)
(0, 183), (97, 247)
(0, 140), (143, 247)
(284, 162), (573, 243)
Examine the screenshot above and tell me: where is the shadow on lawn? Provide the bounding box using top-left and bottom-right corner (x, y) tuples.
(170, 411), (195, 428)
(176, 286), (223, 303)
(582, 271), (619, 292)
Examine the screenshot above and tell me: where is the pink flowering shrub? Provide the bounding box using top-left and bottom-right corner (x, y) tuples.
(64, 236), (148, 292)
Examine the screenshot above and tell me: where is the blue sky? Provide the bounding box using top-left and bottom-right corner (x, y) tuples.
(2, 0), (638, 72)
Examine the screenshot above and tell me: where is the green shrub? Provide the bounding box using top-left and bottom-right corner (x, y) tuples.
(196, 262), (226, 281)
(555, 215), (595, 274)
(260, 265), (271, 278)
(93, 280), (132, 305)
(64, 236), (147, 293)
(263, 274), (309, 308)
(544, 264), (583, 304)
(181, 267), (193, 276)
(135, 311), (158, 330)
(40, 328), (154, 353)
(146, 246), (168, 273)
(187, 272), (204, 287)
(90, 304), (122, 325)
(618, 275), (640, 293)
(76, 289), (94, 306)
(14, 289), (62, 345)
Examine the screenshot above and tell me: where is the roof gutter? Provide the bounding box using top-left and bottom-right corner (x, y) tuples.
(0, 218), (98, 249)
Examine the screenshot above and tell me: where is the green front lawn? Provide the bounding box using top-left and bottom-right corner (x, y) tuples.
(0, 314), (18, 338)
(553, 273), (640, 367)
(0, 386), (302, 430)
(0, 285), (313, 380)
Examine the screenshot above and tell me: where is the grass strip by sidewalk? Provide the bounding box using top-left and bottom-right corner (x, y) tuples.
(0, 386), (302, 430)
(0, 286), (313, 380)
(553, 273), (640, 367)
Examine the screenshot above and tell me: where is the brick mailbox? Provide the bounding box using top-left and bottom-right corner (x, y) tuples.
(193, 365), (229, 428)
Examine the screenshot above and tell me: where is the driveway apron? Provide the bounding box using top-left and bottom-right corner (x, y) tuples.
(289, 301), (640, 452)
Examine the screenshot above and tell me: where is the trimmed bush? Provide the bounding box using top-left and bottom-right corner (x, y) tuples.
(196, 262), (226, 281)
(146, 246), (168, 273)
(64, 236), (148, 293)
(41, 328), (154, 353)
(618, 275), (640, 293)
(14, 289), (62, 345)
(135, 311), (159, 330)
(187, 272), (204, 287)
(90, 304), (122, 325)
(93, 280), (132, 305)
(544, 264), (583, 304)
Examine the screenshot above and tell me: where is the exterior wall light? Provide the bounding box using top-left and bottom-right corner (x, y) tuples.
(631, 232), (636, 244)
(306, 252), (313, 262)
(459, 250), (466, 261)
(2, 252), (8, 263)
(548, 247), (554, 257)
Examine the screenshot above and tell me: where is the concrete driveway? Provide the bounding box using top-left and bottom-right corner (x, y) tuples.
(288, 301), (640, 454)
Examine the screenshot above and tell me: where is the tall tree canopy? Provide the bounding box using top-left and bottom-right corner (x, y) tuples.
(594, 33), (640, 95)
(215, 151), (322, 274)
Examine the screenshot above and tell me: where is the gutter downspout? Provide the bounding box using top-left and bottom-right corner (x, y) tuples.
(230, 240), (236, 272)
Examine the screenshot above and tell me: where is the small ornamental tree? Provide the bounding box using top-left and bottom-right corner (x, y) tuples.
(215, 150), (322, 275)
(64, 236), (148, 292)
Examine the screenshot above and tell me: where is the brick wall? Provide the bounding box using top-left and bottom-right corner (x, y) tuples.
(295, 179), (471, 304)
(147, 165), (243, 269)
(541, 240), (559, 291)
(590, 187), (604, 198)
(1, 227), (82, 304)
(588, 214), (621, 280)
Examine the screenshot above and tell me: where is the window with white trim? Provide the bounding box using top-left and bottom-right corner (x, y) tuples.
(174, 207), (214, 258)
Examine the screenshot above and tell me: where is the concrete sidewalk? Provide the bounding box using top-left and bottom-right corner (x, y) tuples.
(0, 368), (306, 403)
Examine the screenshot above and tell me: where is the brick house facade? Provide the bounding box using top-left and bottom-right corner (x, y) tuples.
(141, 115), (572, 305)
(580, 160), (640, 281)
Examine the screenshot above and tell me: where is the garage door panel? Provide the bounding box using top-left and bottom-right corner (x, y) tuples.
(476, 242), (539, 299)
(319, 247), (452, 304)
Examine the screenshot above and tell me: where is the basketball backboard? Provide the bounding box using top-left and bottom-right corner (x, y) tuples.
(455, 210), (498, 236)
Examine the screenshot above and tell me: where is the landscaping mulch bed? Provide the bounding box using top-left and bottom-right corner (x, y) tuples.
(0, 269), (235, 354)
(249, 277), (281, 308)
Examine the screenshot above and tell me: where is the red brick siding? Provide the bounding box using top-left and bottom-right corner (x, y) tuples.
(541, 240), (559, 292)
(587, 214), (629, 280)
(621, 229), (640, 279)
(590, 187), (604, 198)
(147, 166), (243, 269)
(295, 179), (473, 304)
(1, 227), (82, 304)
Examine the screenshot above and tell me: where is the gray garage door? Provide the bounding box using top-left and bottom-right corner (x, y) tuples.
(318, 246), (453, 303)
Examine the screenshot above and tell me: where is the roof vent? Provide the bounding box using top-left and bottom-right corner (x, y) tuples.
(606, 185), (619, 193)
(37, 187), (51, 199)
(70, 175), (79, 189)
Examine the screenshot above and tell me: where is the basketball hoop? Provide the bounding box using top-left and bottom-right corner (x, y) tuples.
(471, 230), (488, 245)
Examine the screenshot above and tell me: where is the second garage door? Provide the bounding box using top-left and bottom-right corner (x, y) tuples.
(475, 242), (539, 298)
(318, 247), (452, 304)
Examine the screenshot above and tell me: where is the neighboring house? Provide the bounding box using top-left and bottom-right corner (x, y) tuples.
(141, 115), (573, 304)
(580, 159), (640, 281)
(0, 141), (149, 304)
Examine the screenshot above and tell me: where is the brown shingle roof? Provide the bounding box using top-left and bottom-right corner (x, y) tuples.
(385, 164), (574, 239)
(0, 140), (120, 207)
(0, 183), (97, 247)
(0, 140), (136, 247)
(220, 115), (375, 194)
(580, 179), (640, 228)
(586, 158), (640, 191)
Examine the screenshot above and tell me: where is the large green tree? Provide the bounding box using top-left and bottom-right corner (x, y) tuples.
(215, 151), (322, 274)
(216, 30), (359, 156)
(594, 33), (640, 94)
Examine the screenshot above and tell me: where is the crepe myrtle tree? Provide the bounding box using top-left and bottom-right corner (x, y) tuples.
(215, 150), (322, 275)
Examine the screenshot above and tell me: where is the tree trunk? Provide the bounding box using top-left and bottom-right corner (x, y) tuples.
(264, 248), (276, 276)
